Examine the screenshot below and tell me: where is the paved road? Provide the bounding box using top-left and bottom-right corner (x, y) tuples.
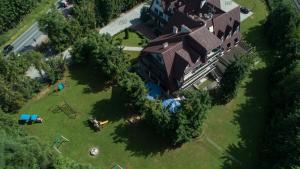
(11, 22), (44, 53)
(123, 46), (143, 51)
(99, 3), (148, 36)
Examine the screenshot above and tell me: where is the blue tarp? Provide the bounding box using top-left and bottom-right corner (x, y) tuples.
(163, 98), (181, 113)
(146, 82), (161, 100)
(20, 114), (30, 121)
(31, 114), (38, 121)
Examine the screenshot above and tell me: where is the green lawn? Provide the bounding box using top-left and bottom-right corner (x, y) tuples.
(0, 0), (57, 48)
(17, 0), (271, 168)
(124, 51), (141, 64)
(114, 30), (148, 47)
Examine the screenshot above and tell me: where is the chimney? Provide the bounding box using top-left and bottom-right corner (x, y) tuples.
(163, 42), (169, 48)
(200, 0), (207, 8)
(181, 25), (192, 33)
(173, 26), (178, 34)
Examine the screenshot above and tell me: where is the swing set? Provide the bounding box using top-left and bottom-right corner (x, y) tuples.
(52, 135), (70, 153)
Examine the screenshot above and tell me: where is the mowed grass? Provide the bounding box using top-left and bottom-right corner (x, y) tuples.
(0, 0), (57, 48)
(18, 0), (270, 168)
(114, 30), (148, 47)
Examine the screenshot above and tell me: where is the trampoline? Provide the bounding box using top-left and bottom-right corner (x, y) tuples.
(163, 98), (181, 113)
(31, 114), (38, 121)
(145, 82), (161, 100)
(19, 114), (31, 122)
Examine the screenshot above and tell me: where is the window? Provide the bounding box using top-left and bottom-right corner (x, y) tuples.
(234, 38), (239, 44)
(156, 0), (159, 5)
(227, 43), (231, 50)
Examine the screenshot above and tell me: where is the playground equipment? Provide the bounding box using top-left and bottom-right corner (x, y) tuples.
(111, 164), (124, 169)
(52, 135), (69, 153)
(89, 147), (99, 156)
(55, 82), (65, 92)
(88, 117), (109, 131)
(19, 114), (43, 123)
(52, 100), (78, 119)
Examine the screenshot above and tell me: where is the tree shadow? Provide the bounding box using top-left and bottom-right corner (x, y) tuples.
(243, 21), (274, 65)
(89, 87), (127, 122)
(68, 65), (111, 94)
(111, 120), (176, 157)
(221, 66), (269, 169)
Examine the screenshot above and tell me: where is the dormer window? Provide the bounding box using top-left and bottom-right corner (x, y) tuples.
(235, 26), (240, 34)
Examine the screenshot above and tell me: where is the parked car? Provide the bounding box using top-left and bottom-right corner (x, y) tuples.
(3, 44), (14, 56)
(240, 7), (250, 14)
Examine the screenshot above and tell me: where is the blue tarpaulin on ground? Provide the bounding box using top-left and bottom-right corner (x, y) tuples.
(20, 114), (30, 121)
(146, 82), (161, 100)
(31, 114), (38, 121)
(163, 98), (181, 113)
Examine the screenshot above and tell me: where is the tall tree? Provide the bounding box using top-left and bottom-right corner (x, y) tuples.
(219, 53), (254, 103)
(39, 10), (74, 52)
(71, 32), (128, 81)
(174, 90), (211, 144)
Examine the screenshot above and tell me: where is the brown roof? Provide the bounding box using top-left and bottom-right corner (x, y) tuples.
(142, 25), (221, 79)
(212, 6), (240, 38)
(189, 27), (222, 52)
(142, 0), (241, 92)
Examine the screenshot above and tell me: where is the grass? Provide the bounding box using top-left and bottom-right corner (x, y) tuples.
(197, 78), (214, 90)
(124, 51), (141, 64)
(114, 29), (148, 47)
(16, 0), (271, 168)
(0, 0), (57, 48)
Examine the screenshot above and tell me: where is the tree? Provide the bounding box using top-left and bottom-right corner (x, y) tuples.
(44, 56), (66, 84)
(71, 0), (97, 32)
(219, 53), (254, 103)
(23, 51), (46, 79)
(71, 32), (128, 81)
(265, 1), (300, 55)
(39, 10), (74, 52)
(119, 72), (147, 112)
(174, 90), (211, 144)
(0, 54), (41, 113)
(143, 99), (175, 138)
(0, 112), (100, 169)
(0, 0), (38, 34)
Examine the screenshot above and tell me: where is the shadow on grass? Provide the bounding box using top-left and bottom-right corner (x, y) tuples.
(243, 21), (274, 65)
(221, 62), (269, 169)
(89, 87), (127, 122)
(68, 65), (111, 94)
(111, 121), (175, 157)
(221, 23), (272, 169)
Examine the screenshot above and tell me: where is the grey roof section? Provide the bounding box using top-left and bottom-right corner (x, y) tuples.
(220, 0), (239, 12)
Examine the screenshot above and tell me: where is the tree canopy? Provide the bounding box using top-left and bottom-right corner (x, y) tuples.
(219, 53), (254, 103)
(0, 0), (38, 34)
(71, 32), (128, 81)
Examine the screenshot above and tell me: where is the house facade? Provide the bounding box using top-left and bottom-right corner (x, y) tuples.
(139, 0), (241, 93)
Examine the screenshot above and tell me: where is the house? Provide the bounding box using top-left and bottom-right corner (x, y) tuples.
(139, 0), (242, 94)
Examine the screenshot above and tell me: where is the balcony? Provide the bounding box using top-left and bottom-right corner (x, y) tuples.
(181, 57), (218, 89)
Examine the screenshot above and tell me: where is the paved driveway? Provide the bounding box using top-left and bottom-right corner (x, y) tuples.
(99, 3), (149, 36)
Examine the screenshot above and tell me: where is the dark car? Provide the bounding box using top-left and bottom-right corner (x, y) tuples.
(240, 7), (250, 14)
(3, 44), (14, 56)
